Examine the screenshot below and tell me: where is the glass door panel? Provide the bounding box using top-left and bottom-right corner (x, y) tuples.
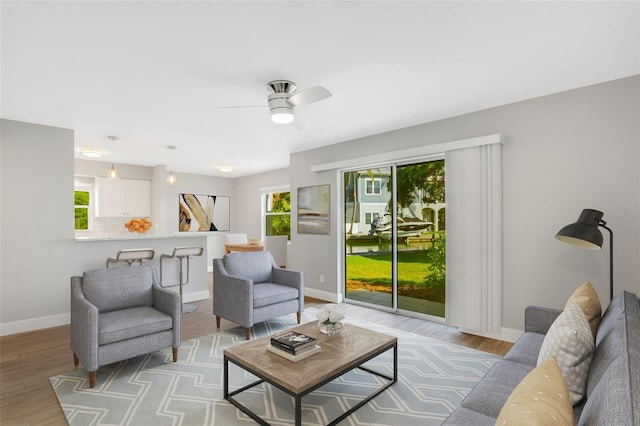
(396, 160), (446, 317)
(344, 167), (393, 309)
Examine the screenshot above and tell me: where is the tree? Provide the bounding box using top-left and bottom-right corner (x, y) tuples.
(393, 160), (445, 210)
(424, 233), (446, 288)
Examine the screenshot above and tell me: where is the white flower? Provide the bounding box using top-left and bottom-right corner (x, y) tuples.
(317, 303), (345, 324)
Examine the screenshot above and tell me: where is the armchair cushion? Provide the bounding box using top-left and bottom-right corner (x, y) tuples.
(82, 267), (154, 313)
(99, 306), (173, 345)
(223, 252), (273, 284)
(253, 283), (299, 308)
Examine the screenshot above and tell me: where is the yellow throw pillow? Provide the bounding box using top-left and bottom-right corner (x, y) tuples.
(496, 357), (574, 426)
(565, 281), (602, 338)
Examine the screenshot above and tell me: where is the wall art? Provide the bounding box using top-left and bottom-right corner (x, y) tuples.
(297, 184), (330, 234)
(179, 193), (230, 232)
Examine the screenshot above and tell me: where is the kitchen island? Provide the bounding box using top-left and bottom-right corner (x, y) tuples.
(73, 232), (210, 304)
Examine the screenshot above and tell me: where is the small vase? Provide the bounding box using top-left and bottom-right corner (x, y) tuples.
(318, 319), (344, 336)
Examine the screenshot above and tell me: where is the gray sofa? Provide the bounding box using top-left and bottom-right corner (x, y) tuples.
(71, 266), (181, 388)
(443, 291), (640, 425)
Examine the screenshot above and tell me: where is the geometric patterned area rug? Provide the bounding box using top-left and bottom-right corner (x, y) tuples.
(50, 308), (500, 425)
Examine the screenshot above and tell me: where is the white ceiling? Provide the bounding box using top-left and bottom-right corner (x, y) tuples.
(2, 1), (638, 177)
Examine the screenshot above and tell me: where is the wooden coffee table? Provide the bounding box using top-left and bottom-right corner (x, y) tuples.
(223, 321), (397, 426)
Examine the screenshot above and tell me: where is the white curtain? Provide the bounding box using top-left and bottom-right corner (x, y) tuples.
(446, 143), (502, 337)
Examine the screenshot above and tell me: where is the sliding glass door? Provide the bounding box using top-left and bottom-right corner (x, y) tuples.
(344, 159), (446, 318)
(344, 167), (393, 308)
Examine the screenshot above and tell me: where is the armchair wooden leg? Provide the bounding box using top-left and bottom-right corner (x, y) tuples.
(245, 328), (251, 340)
(172, 347), (178, 362)
(73, 353), (79, 366)
(297, 312), (301, 324)
(88, 371), (97, 388)
(216, 316), (221, 329)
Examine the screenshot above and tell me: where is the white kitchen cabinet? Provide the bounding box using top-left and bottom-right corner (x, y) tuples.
(95, 178), (151, 217)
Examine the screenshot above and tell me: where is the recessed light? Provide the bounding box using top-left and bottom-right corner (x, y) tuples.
(219, 166), (233, 173)
(80, 147), (103, 158)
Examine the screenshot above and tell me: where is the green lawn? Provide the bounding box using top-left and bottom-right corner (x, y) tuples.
(346, 251), (430, 287)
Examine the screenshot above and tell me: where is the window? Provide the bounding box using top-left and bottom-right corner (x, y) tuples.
(74, 190), (90, 230)
(364, 212), (379, 225)
(264, 191), (291, 239)
(365, 178), (381, 195)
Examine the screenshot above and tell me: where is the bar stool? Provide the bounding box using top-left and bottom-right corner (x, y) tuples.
(160, 246), (204, 313)
(106, 248), (155, 268)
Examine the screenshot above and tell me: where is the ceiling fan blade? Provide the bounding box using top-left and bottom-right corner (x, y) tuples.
(213, 105), (266, 109)
(288, 86), (332, 106)
(292, 113), (310, 130)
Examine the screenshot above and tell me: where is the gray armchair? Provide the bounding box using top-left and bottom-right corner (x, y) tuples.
(213, 251), (304, 340)
(70, 266), (181, 388)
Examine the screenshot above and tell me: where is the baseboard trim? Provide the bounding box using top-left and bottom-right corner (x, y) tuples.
(500, 327), (523, 343)
(183, 290), (210, 303)
(458, 326), (523, 343)
(1, 312), (70, 337)
(0, 290), (211, 337)
(304, 288), (343, 303)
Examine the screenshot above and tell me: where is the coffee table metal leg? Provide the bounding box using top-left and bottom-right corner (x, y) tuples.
(295, 394), (302, 426)
(223, 355), (229, 398)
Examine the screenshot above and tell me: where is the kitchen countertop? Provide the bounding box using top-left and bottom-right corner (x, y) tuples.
(75, 232), (214, 242)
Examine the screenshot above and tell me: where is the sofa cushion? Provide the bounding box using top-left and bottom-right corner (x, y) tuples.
(83, 267), (154, 313)
(565, 281), (601, 338)
(253, 283), (299, 308)
(460, 360), (533, 418)
(99, 306), (173, 345)
(503, 332), (545, 367)
(441, 407), (495, 426)
(538, 303), (594, 404)
(496, 357), (574, 426)
(578, 350), (640, 426)
(224, 252), (273, 284)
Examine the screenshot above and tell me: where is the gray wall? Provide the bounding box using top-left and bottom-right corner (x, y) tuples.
(2, 76), (638, 337)
(234, 167), (290, 240)
(1, 120), (77, 329)
(288, 76), (640, 334)
(0, 120), (236, 334)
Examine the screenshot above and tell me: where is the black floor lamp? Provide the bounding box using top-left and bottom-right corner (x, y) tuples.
(555, 209), (613, 301)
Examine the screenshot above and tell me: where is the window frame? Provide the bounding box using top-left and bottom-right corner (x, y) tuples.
(364, 178), (382, 195)
(262, 188), (291, 240)
(74, 187), (93, 232)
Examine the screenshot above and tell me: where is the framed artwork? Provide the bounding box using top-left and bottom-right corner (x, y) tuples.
(179, 193), (230, 232)
(297, 184), (330, 234)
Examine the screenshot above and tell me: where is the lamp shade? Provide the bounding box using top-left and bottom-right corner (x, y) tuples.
(555, 209), (604, 250)
(107, 164), (120, 180)
(166, 171), (177, 185)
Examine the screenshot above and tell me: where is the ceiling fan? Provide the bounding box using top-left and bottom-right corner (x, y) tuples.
(217, 80), (332, 125)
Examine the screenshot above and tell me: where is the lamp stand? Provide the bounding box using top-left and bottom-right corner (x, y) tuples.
(600, 224), (613, 301)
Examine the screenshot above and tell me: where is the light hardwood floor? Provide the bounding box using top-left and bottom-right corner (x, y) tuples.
(0, 275), (512, 425)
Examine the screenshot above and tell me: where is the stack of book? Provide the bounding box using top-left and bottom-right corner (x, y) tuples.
(267, 330), (321, 362)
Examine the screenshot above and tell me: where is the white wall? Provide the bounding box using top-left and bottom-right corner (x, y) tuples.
(289, 76), (640, 335)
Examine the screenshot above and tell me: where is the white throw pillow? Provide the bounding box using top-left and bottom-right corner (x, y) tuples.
(537, 303), (594, 404)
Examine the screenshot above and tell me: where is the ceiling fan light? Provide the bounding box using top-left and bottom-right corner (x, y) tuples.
(80, 147), (103, 158)
(270, 108), (294, 124)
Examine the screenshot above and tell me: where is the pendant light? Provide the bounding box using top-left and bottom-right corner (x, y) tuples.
(166, 171), (177, 185)
(166, 145), (177, 185)
(107, 136), (120, 180)
(107, 164), (120, 180)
